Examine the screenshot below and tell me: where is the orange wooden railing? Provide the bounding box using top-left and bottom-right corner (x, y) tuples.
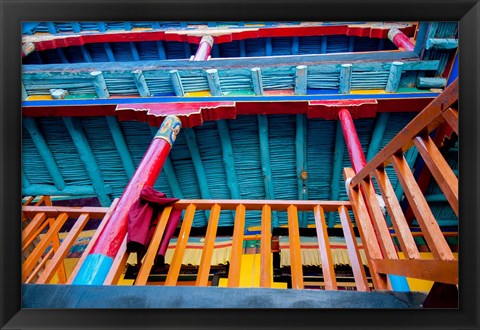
(344, 79), (458, 289)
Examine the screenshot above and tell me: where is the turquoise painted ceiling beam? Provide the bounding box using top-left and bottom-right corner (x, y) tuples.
(295, 114), (308, 228)
(328, 120), (346, 227)
(63, 117), (112, 206)
(366, 113), (390, 162)
(23, 117), (66, 191)
(216, 120), (241, 199)
(106, 116), (136, 179)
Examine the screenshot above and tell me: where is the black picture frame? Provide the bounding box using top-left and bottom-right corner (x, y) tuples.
(1, 0), (479, 329)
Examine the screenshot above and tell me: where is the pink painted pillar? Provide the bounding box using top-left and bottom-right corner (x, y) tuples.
(73, 115), (182, 285)
(192, 35), (214, 61)
(338, 109), (367, 173)
(388, 28), (415, 52)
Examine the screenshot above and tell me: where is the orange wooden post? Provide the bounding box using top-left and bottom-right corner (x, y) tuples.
(373, 168), (421, 260)
(260, 204), (272, 288)
(338, 205), (369, 291)
(287, 205), (304, 289)
(37, 213), (91, 284)
(22, 213), (69, 282)
(67, 199), (119, 284)
(25, 249), (55, 284)
(313, 205), (337, 290)
(22, 212), (47, 245)
(165, 204), (196, 286)
(104, 235), (129, 285)
(227, 204), (246, 288)
(344, 168), (389, 289)
(135, 206), (173, 285)
(49, 218), (68, 284)
(413, 135), (458, 216)
(391, 154), (455, 261)
(22, 215), (49, 252)
(196, 204), (221, 286)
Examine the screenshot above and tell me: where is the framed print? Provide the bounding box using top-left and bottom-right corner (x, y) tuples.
(1, 0), (479, 329)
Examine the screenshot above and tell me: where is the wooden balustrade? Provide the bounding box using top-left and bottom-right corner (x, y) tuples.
(345, 79), (458, 286)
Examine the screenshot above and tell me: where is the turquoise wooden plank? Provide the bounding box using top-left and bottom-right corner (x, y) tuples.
(366, 113), (390, 161)
(339, 64), (352, 94)
(22, 82), (28, 100)
(103, 43), (116, 62)
(296, 115), (308, 227)
(239, 40), (246, 57)
(130, 43), (140, 61)
(328, 120), (345, 227)
(23, 117), (66, 191)
(169, 70), (185, 96)
(292, 37), (299, 55)
(414, 22), (430, 56)
(265, 38), (273, 56)
(105, 116), (136, 179)
(426, 38), (458, 50)
(386, 62), (404, 93)
(320, 36), (327, 53)
(184, 128), (211, 223)
(22, 170), (31, 189)
(257, 115), (279, 228)
(23, 184), (105, 196)
(294, 65), (307, 95)
(90, 71), (110, 98)
(416, 77), (446, 89)
(156, 41), (167, 60)
(217, 120), (241, 199)
(63, 117), (112, 206)
(205, 69), (223, 96)
(46, 22), (57, 34)
(132, 70), (151, 97)
(251, 68), (264, 95)
(348, 37), (355, 52)
(425, 194), (448, 202)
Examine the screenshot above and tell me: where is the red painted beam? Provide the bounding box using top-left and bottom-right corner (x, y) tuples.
(90, 115), (181, 258)
(23, 24), (415, 54)
(388, 28), (415, 52)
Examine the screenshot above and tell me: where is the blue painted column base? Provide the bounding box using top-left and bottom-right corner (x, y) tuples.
(72, 254), (113, 285)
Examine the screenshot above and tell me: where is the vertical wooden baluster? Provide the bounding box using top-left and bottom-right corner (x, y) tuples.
(22, 218), (51, 253)
(104, 235), (129, 285)
(227, 204), (246, 288)
(344, 168), (389, 289)
(196, 204), (221, 286)
(135, 206), (173, 285)
(413, 135), (458, 216)
(442, 108), (458, 135)
(37, 213), (91, 284)
(287, 205), (304, 289)
(260, 204), (272, 288)
(165, 204), (196, 286)
(50, 218), (68, 284)
(338, 206), (369, 291)
(22, 212), (47, 246)
(67, 198), (119, 284)
(25, 249), (55, 284)
(313, 205), (337, 290)
(373, 168), (421, 260)
(391, 154), (455, 261)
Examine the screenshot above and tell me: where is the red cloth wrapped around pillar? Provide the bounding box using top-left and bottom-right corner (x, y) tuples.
(127, 186), (181, 268)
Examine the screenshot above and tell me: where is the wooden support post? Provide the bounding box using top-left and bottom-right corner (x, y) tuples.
(287, 205), (304, 289)
(328, 121), (346, 227)
(90, 71), (110, 99)
(394, 147), (418, 200)
(192, 35), (214, 61)
(132, 70), (151, 97)
(239, 40), (246, 57)
(217, 120), (241, 199)
(388, 28), (415, 51)
(385, 62), (404, 93)
(169, 70), (185, 96)
(72, 116), (181, 285)
(292, 37), (299, 55)
(251, 67), (264, 95)
(106, 116), (136, 179)
(416, 77), (447, 89)
(260, 204), (272, 288)
(320, 36), (327, 53)
(258, 115), (279, 228)
(339, 64), (352, 94)
(294, 65), (307, 95)
(103, 235), (129, 285)
(348, 37), (355, 52)
(205, 69), (222, 96)
(130, 43), (140, 61)
(22, 212), (47, 246)
(156, 41), (167, 60)
(184, 128), (212, 222)
(338, 206), (369, 291)
(23, 117), (66, 191)
(313, 205), (337, 290)
(63, 117), (111, 206)
(265, 38), (272, 56)
(196, 204), (221, 286)
(227, 204), (246, 287)
(165, 204), (196, 286)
